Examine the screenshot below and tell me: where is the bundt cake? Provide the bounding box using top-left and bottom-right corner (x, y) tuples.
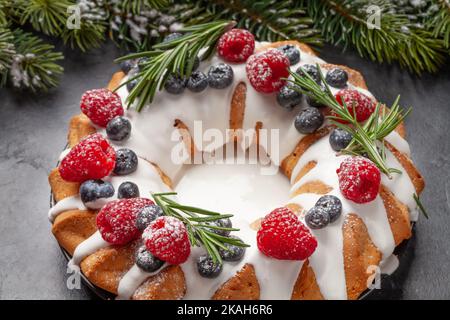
(48, 26), (424, 300)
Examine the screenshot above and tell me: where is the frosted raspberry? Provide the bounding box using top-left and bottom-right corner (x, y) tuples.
(333, 89), (376, 123)
(96, 198), (154, 245)
(257, 207), (317, 260)
(80, 88), (124, 127)
(337, 156), (381, 204)
(143, 216), (191, 265)
(246, 49), (290, 93)
(59, 133), (115, 182)
(217, 29), (255, 63)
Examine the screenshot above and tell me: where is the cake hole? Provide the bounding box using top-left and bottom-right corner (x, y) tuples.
(174, 149), (291, 223)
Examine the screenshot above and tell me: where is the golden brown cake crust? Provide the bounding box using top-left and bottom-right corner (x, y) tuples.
(49, 40), (424, 301)
(212, 264), (260, 300)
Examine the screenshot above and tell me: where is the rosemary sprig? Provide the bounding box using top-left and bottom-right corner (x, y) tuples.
(413, 193), (429, 220)
(115, 20), (236, 111)
(288, 64), (411, 178)
(152, 192), (249, 265)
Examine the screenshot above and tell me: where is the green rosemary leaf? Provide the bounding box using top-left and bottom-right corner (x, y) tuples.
(152, 191), (250, 265)
(189, 214), (234, 223)
(196, 224), (240, 232)
(413, 193), (429, 219)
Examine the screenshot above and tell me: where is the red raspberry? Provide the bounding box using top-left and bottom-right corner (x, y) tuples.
(246, 49), (290, 93)
(143, 216), (191, 265)
(59, 133), (115, 182)
(257, 207), (317, 260)
(80, 88), (124, 127)
(333, 89), (376, 123)
(97, 198), (154, 245)
(217, 29), (255, 63)
(337, 156), (381, 204)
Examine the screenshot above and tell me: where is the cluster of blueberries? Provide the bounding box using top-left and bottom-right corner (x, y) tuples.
(121, 33), (235, 95)
(304, 195), (343, 230)
(79, 115), (139, 205)
(125, 58), (234, 95)
(278, 63), (349, 135)
(134, 204), (246, 277)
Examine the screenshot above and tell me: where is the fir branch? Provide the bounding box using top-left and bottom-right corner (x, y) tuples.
(18, 0), (71, 36)
(60, 18), (106, 52)
(169, 0), (323, 47)
(306, 0), (448, 74)
(152, 192), (249, 265)
(0, 1), (8, 27)
(9, 29), (63, 91)
(115, 20), (235, 111)
(0, 27), (15, 86)
(426, 0), (450, 48)
(121, 0), (170, 13)
(288, 64), (410, 177)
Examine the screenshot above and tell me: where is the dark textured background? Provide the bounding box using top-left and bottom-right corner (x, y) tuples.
(0, 41), (449, 299)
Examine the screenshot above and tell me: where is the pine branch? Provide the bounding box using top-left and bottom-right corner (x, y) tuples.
(306, 0), (448, 74)
(168, 0), (323, 47)
(121, 0), (170, 13)
(0, 27), (15, 86)
(426, 0), (450, 48)
(60, 18), (106, 52)
(288, 64), (411, 177)
(18, 0), (72, 36)
(7, 29), (63, 91)
(115, 20), (235, 111)
(152, 192), (249, 265)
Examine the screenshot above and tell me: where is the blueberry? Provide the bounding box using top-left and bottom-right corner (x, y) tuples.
(325, 67), (348, 88)
(118, 181), (140, 199)
(135, 245), (164, 272)
(277, 44), (300, 65)
(296, 64), (321, 83)
(119, 60), (135, 74)
(218, 236), (246, 262)
(135, 204), (164, 231)
(315, 195), (342, 223)
(163, 32), (183, 43)
(208, 63), (233, 89)
(114, 148), (138, 175)
(207, 218), (232, 237)
(276, 84), (303, 109)
(294, 107), (324, 134)
(187, 71), (208, 92)
(79, 179), (114, 205)
(164, 73), (187, 94)
(197, 254), (222, 278)
(305, 206), (330, 229)
(106, 116), (131, 141)
(329, 128), (353, 151)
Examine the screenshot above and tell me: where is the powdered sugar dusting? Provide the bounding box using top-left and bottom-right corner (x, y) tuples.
(246, 49), (290, 93)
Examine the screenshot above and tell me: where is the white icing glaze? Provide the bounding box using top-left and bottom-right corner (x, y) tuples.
(116, 264), (167, 300)
(380, 254), (399, 275)
(69, 231), (109, 266)
(385, 131), (411, 156)
(58, 42), (419, 300)
(48, 195), (86, 222)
